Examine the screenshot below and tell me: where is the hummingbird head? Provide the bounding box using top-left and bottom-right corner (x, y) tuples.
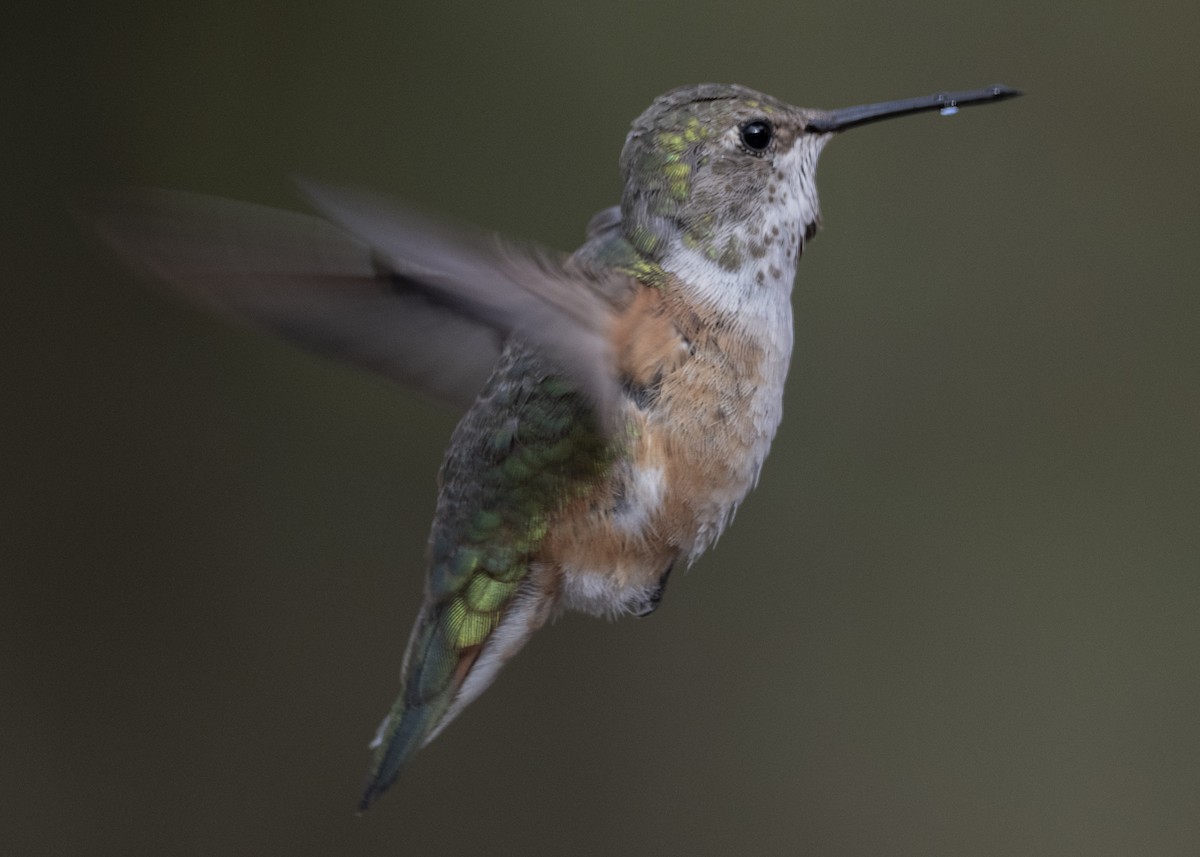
(619, 84), (832, 297)
(618, 83), (1020, 308)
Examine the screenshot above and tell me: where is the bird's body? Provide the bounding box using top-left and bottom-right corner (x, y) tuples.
(80, 81), (1019, 810)
(374, 90), (829, 799)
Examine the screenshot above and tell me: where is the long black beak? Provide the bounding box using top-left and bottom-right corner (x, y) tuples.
(805, 85), (1021, 134)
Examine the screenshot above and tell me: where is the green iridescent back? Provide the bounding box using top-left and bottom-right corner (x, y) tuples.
(361, 342), (613, 805)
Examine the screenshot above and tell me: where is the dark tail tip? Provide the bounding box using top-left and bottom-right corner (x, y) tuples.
(357, 787), (379, 815)
(357, 760), (401, 814)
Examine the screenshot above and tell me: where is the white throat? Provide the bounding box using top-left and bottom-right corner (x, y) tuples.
(660, 133), (827, 325)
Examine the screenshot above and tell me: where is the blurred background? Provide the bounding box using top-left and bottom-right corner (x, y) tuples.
(5, 1), (1199, 854)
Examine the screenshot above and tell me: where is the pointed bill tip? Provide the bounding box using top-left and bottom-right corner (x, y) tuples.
(806, 83), (1023, 134)
(990, 84), (1023, 99)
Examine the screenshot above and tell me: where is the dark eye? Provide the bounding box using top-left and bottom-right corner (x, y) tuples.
(739, 119), (773, 152)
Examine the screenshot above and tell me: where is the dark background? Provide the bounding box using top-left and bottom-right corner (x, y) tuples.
(6, 2), (1199, 854)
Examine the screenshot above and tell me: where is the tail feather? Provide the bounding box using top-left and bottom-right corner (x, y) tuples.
(358, 610), (484, 811)
(359, 698), (452, 812)
(358, 574), (547, 809)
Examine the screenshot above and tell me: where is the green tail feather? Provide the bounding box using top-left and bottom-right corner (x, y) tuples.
(359, 697), (450, 811)
(359, 350), (615, 810)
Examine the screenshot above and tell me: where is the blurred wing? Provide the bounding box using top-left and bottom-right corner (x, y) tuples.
(79, 186), (629, 419)
(295, 180), (629, 428)
(77, 188), (501, 410)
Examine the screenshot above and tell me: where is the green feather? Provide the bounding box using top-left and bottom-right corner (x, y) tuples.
(360, 343), (613, 808)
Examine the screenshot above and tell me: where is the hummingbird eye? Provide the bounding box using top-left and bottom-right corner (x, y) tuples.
(739, 119), (773, 152)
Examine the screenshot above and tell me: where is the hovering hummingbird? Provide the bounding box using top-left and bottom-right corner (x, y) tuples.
(81, 82), (1019, 810)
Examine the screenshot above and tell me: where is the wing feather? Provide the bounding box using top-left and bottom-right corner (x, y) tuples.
(78, 185), (630, 421)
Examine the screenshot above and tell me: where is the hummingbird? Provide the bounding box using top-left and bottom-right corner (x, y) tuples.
(80, 82), (1020, 810)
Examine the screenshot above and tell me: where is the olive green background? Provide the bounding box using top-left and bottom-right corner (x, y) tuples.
(6, 2), (1199, 854)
